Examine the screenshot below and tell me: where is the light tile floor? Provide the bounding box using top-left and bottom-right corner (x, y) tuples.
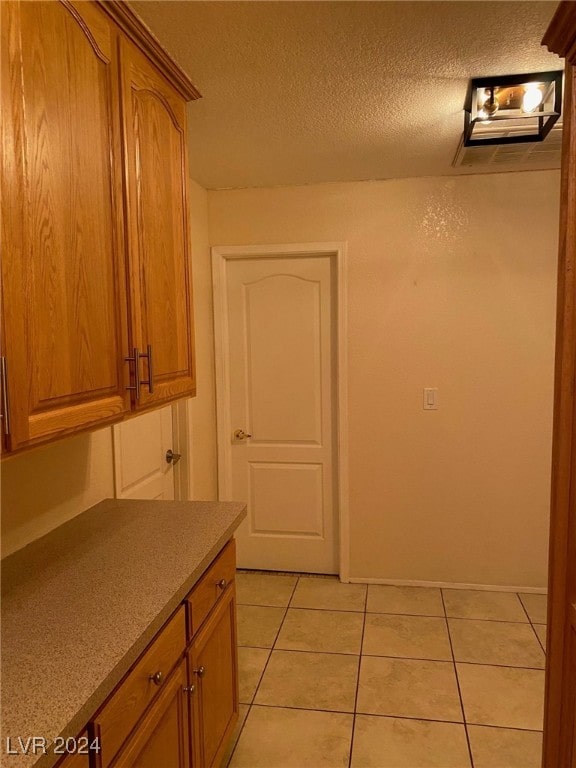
(225, 573), (547, 768)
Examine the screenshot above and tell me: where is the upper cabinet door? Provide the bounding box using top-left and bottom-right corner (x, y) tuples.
(1, 0), (130, 450)
(120, 39), (196, 410)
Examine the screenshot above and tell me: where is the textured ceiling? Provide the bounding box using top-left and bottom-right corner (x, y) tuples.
(130, 1), (563, 189)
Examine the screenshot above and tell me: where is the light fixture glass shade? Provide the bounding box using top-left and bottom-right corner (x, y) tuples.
(464, 71), (563, 147)
(522, 84), (544, 113)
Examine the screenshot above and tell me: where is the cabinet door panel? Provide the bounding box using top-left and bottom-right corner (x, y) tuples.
(120, 40), (196, 410)
(1, 0), (130, 449)
(93, 607), (186, 768)
(112, 661), (190, 768)
(188, 586), (238, 768)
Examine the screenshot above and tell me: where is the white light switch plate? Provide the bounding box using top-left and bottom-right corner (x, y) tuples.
(423, 388), (438, 410)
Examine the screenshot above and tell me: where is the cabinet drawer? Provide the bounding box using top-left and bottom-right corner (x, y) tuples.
(92, 606), (186, 768)
(54, 732), (90, 768)
(187, 540), (236, 636)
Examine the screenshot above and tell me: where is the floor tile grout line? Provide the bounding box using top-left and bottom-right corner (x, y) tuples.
(237, 569), (334, 578)
(249, 701), (356, 716)
(247, 701), (461, 725)
(237, 601), (298, 610)
(237, 600), (538, 624)
(518, 592), (547, 628)
(243, 647), (361, 659)
(441, 589), (475, 768)
(361, 653), (546, 671)
(238, 642), (545, 671)
(228, 577), (300, 765)
(462, 720), (544, 734)
(282, 605), (366, 616)
(246, 702), (545, 734)
(441, 586), (534, 624)
(347, 581), (369, 768)
(238, 643), (360, 655)
(444, 615), (537, 626)
(517, 592), (547, 655)
(225, 704), (251, 768)
(355, 710), (544, 733)
(238, 646), (272, 707)
(254, 575), (301, 702)
(533, 625), (547, 655)
(271, 575), (301, 646)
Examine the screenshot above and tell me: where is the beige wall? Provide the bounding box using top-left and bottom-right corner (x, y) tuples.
(209, 171), (560, 589)
(1, 428), (115, 557)
(1, 181), (215, 557)
(2, 170), (559, 586)
(187, 180), (218, 500)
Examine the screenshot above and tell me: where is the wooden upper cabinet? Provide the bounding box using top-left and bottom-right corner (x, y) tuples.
(1, 0), (130, 449)
(120, 38), (196, 410)
(1, 0), (200, 452)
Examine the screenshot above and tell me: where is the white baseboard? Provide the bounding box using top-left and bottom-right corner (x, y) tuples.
(345, 576), (547, 594)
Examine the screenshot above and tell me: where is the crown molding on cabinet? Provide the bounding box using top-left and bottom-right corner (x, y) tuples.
(98, 0), (202, 101)
(542, 1), (576, 62)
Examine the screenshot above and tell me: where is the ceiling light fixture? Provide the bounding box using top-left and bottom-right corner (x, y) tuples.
(463, 71), (563, 147)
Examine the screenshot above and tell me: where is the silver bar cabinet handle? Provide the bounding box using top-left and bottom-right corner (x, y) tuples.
(0, 356), (10, 436)
(125, 347), (141, 401)
(141, 344), (154, 394)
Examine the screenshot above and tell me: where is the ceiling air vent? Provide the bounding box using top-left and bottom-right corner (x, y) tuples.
(453, 124), (563, 171)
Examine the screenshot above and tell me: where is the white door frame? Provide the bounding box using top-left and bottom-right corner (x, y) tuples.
(212, 242), (350, 581)
(174, 400), (193, 500)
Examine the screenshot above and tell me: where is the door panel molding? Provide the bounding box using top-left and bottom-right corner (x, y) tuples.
(212, 242), (350, 580)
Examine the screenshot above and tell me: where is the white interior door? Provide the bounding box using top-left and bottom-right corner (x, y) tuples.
(113, 406), (177, 500)
(225, 255), (337, 573)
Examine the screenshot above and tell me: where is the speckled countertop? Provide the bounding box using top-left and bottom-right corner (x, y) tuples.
(1, 498), (247, 768)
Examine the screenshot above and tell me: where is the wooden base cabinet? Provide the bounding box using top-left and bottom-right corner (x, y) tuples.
(57, 754), (90, 768)
(54, 734), (91, 768)
(113, 661), (190, 768)
(188, 586), (239, 768)
(81, 542), (239, 768)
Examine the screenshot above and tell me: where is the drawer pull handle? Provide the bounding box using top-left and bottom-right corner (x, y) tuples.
(183, 685), (195, 695)
(193, 666), (206, 678)
(149, 671), (163, 686)
(216, 579), (227, 590)
(125, 347), (141, 401)
(141, 344), (154, 394)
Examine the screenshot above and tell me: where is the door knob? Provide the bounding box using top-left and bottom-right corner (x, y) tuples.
(234, 429), (252, 440)
(166, 449), (181, 465)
